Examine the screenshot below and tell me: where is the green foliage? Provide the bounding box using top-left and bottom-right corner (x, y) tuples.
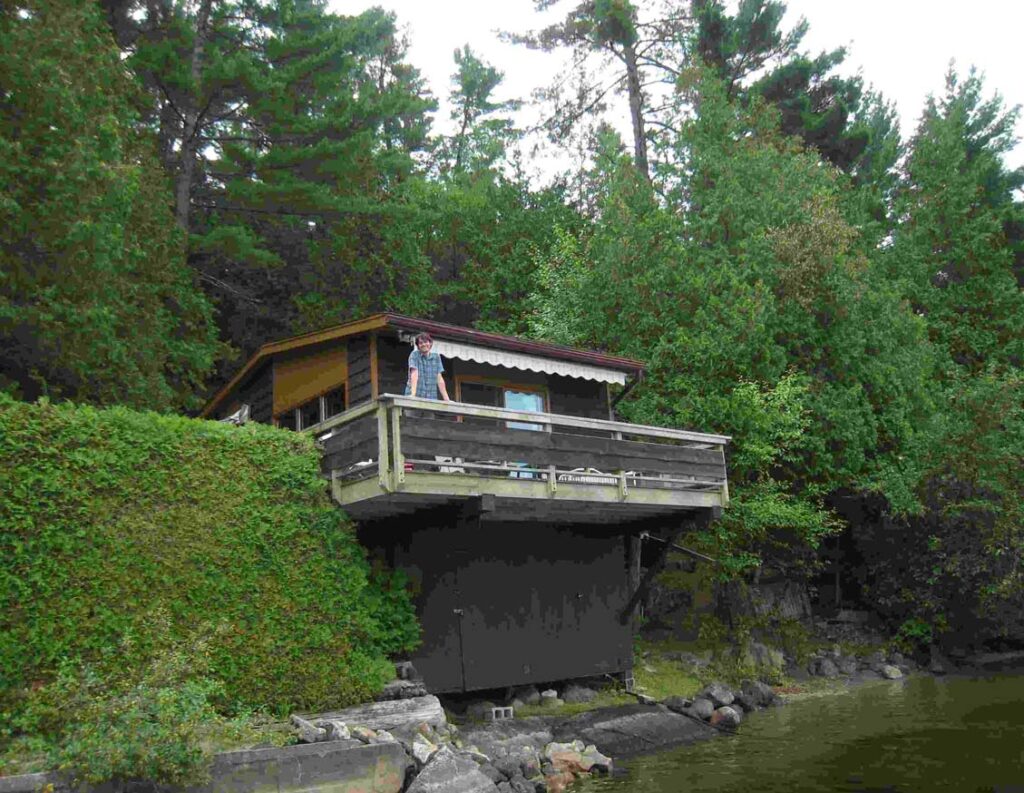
(0, 396), (420, 746)
(0, 0), (221, 411)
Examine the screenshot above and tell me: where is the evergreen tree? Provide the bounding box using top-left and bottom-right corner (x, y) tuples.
(0, 0), (220, 411)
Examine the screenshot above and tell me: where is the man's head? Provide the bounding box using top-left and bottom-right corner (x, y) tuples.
(415, 332), (433, 352)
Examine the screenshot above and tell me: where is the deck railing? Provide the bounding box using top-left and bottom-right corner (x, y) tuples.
(310, 395), (729, 509)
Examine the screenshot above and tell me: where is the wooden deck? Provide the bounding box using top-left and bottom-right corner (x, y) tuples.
(311, 395), (729, 523)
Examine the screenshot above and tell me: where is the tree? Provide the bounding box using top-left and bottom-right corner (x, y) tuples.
(693, 0), (872, 172)
(0, 0), (220, 411)
(508, 0), (693, 180)
(434, 46), (521, 178)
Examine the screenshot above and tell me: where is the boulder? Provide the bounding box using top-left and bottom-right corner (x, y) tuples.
(740, 680), (776, 708)
(701, 682), (735, 708)
(838, 657), (859, 676)
(544, 770), (576, 793)
(513, 686), (541, 706)
(709, 706), (742, 729)
(371, 730), (399, 745)
(289, 714), (327, 743)
(553, 704), (714, 757)
(350, 725), (378, 743)
(928, 647), (952, 675)
(314, 718), (350, 741)
(305, 695), (446, 732)
(813, 658), (840, 678)
(507, 774), (536, 793)
(413, 733), (440, 766)
(690, 697), (715, 720)
(459, 718), (551, 779)
(881, 664), (903, 680)
(406, 746), (501, 793)
(562, 684), (598, 704)
(740, 641), (786, 673)
(733, 692), (758, 712)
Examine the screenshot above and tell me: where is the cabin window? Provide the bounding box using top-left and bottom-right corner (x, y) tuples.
(456, 378), (547, 431)
(275, 384), (347, 431)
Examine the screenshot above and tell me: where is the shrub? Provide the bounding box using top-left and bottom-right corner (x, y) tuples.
(0, 396), (420, 747)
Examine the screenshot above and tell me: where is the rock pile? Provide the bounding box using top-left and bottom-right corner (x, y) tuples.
(798, 646), (916, 681)
(661, 679), (777, 730)
(293, 695), (613, 793)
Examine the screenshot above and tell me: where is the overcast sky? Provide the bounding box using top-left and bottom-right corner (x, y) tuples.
(329, 0), (1024, 172)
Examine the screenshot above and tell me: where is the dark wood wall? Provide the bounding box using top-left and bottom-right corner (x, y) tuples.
(348, 336), (373, 406)
(223, 363), (273, 423)
(360, 513), (633, 693)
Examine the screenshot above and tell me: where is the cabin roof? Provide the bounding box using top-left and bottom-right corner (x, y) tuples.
(200, 313), (645, 418)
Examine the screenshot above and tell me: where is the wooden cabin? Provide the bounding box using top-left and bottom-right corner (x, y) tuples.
(202, 314), (729, 693)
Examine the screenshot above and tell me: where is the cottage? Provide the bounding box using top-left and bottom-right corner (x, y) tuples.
(202, 314), (729, 693)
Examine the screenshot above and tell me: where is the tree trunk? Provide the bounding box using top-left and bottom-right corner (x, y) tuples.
(174, 0), (214, 231)
(622, 40), (649, 180)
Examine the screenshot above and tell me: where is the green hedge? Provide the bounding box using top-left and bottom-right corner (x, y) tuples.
(0, 396), (419, 722)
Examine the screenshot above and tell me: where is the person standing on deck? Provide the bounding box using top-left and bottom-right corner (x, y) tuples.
(406, 332), (451, 403)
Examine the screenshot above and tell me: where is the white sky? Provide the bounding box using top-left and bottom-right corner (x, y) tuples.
(329, 0), (1024, 174)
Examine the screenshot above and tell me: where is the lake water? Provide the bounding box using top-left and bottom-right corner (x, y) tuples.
(578, 675), (1024, 793)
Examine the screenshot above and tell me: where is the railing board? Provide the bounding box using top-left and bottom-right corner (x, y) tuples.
(399, 421), (726, 479)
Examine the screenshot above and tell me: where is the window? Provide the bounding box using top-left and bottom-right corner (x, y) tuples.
(457, 379), (547, 431)
(276, 384), (347, 430)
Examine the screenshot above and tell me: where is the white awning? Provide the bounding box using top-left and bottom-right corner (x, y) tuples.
(399, 333), (627, 385)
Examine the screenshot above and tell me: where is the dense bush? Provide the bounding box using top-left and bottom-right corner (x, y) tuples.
(0, 397), (420, 737)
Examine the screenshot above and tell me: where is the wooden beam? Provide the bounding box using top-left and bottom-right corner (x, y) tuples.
(369, 332), (379, 400)
(618, 510), (714, 625)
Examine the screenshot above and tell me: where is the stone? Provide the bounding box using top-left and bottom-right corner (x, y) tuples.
(467, 701), (499, 721)
(540, 689), (559, 703)
(497, 783), (513, 793)
(377, 678), (429, 701)
(406, 746), (501, 793)
(508, 774), (536, 793)
(701, 682), (735, 708)
(690, 697), (715, 720)
(889, 651), (905, 666)
(314, 719), (350, 741)
(741, 641), (786, 673)
(562, 683), (597, 704)
(580, 744), (613, 774)
(540, 696), (564, 709)
(740, 680), (776, 708)
(554, 704), (714, 756)
(371, 730), (399, 745)
(815, 658), (840, 678)
(413, 733), (440, 766)
(350, 726), (377, 743)
(511, 698), (526, 710)
(514, 686), (541, 706)
(881, 664), (903, 680)
(304, 695), (446, 732)
(478, 763), (507, 784)
(929, 647), (951, 675)
(289, 714), (327, 743)
(865, 650), (886, 668)
(661, 695), (691, 714)
(395, 660), (420, 680)
(709, 706), (742, 729)
(838, 657), (859, 676)
(733, 692), (758, 712)
(544, 770), (576, 793)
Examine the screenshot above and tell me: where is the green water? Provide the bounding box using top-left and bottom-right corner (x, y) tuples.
(579, 675), (1024, 792)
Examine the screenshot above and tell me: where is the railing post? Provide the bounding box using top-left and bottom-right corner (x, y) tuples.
(377, 402), (391, 492)
(618, 470), (628, 500)
(391, 403), (404, 487)
(548, 465), (557, 495)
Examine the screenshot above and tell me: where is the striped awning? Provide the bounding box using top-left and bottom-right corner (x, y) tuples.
(399, 333), (627, 385)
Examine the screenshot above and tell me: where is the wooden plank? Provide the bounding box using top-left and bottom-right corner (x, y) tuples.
(399, 421), (725, 479)
(385, 394), (731, 445)
(370, 332), (379, 399)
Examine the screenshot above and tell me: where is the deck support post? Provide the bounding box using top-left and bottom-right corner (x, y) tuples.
(618, 510), (714, 625)
(377, 403), (391, 492)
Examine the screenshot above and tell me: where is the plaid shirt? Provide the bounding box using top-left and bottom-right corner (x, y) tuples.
(406, 349), (445, 399)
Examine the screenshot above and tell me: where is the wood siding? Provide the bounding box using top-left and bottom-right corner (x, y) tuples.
(222, 363), (273, 423)
(272, 342), (347, 416)
(348, 335), (374, 407)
